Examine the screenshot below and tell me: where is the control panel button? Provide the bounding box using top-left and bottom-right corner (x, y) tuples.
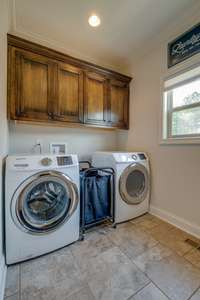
(138, 153), (146, 160)
(41, 157), (53, 166)
(132, 154), (137, 160)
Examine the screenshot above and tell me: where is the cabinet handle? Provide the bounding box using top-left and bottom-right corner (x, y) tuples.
(48, 112), (53, 118)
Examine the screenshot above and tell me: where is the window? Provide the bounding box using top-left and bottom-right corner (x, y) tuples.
(162, 65), (200, 143)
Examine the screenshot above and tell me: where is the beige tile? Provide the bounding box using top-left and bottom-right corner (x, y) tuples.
(64, 286), (95, 300)
(130, 213), (155, 224)
(21, 282), (87, 300)
(130, 282), (169, 300)
(130, 214), (165, 231)
(21, 247), (85, 300)
(134, 244), (200, 300)
(4, 265), (20, 298)
(87, 247), (149, 300)
(190, 288), (200, 300)
(185, 248), (200, 268)
(133, 243), (173, 272)
(133, 219), (159, 231)
(171, 227), (199, 241)
(149, 223), (172, 235)
(71, 231), (115, 280)
(150, 226), (196, 256)
(107, 222), (158, 260)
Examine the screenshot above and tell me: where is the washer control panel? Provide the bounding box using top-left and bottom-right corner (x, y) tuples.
(7, 154), (78, 171)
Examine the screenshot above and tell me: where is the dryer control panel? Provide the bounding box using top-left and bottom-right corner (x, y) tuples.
(113, 152), (147, 163)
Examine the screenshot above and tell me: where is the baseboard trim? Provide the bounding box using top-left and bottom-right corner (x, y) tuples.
(0, 256), (7, 300)
(150, 205), (200, 239)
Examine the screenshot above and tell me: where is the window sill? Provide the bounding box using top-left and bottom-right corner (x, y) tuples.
(160, 137), (200, 145)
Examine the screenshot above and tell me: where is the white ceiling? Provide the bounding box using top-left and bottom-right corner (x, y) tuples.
(13, 0), (199, 73)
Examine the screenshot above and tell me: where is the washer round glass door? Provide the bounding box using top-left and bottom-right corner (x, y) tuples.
(11, 171), (79, 234)
(119, 163), (149, 205)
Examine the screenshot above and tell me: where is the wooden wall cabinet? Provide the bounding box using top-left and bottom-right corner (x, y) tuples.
(54, 62), (84, 123)
(8, 35), (132, 129)
(9, 48), (55, 122)
(84, 72), (108, 126)
(108, 79), (129, 129)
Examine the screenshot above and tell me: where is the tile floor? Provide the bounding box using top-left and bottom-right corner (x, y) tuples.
(4, 214), (200, 300)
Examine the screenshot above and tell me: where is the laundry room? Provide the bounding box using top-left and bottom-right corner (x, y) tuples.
(1, 0), (200, 299)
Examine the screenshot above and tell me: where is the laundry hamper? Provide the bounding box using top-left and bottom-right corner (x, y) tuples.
(79, 162), (115, 237)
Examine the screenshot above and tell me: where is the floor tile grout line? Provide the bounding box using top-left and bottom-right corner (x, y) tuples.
(156, 238), (200, 272)
(58, 231), (200, 300)
(97, 220), (199, 300)
(130, 219), (194, 257)
(118, 230), (200, 300)
(125, 281), (152, 300)
(19, 263), (21, 300)
(119, 243), (172, 300)
(109, 237), (171, 300)
(70, 230), (155, 300)
(187, 285), (200, 300)
(183, 244), (200, 258)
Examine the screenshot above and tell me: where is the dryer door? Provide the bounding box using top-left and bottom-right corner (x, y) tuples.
(11, 171), (79, 234)
(119, 163), (149, 205)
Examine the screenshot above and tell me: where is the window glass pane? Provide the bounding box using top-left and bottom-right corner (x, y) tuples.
(172, 78), (200, 108)
(172, 106), (200, 136)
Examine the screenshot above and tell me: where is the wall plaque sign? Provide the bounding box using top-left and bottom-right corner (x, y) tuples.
(168, 23), (200, 68)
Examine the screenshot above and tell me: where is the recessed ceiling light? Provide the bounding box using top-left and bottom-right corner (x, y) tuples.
(88, 14), (101, 27)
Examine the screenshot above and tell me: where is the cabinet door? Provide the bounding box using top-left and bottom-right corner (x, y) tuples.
(108, 79), (129, 129)
(54, 62), (83, 123)
(12, 48), (55, 121)
(84, 72), (108, 126)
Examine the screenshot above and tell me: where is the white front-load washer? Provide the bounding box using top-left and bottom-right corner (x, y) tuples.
(5, 154), (80, 264)
(92, 152), (150, 223)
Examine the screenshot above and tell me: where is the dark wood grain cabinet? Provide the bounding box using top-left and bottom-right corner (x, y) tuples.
(108, 79), (129, 129)
(84, 72), (108, 126)
(54, 62), (84, 123)
(8, 35), (131, 129)
(9, 47), (55, 122)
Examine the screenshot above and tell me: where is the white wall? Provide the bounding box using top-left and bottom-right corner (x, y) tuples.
(118, 14), (200, 236)
(9, 123), (117, 161)
(0, 0), (10, 297)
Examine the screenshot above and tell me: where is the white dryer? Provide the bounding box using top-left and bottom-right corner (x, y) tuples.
(5, 154), (80, 264)
(92, 152), (150, 223)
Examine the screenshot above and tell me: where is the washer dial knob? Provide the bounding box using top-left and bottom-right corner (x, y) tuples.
(41, 157), (52, 166)
(132, 154), (137, 160)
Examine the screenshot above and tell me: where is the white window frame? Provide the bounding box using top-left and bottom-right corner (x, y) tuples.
(161, 64), (200, 144)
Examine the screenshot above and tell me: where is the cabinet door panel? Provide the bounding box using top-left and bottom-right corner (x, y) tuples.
(55, 63), (83, 122)
(84, 72), (108, 125)
(109, 79), (129, 129)
(15, 49), (54, 120)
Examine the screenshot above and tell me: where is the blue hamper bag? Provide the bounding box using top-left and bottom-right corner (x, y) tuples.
(80, 171), (111, 225)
